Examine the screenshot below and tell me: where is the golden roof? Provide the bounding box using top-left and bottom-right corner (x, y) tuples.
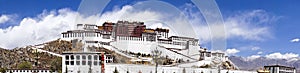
(98, 26), (104, 30)
(257, 70), (270, 72)
(144, 29), (155, 33)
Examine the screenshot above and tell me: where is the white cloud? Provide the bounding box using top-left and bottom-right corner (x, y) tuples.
(265, 52), (299, 59)
(246, 55), (261, 61)
(287, 57), (299, 62)
(224, 10), (276, 41)
(257, 51), (263, 54)
(0, 8), (79, 49)
(290, 38), (300, 43)
(226, 48), (240, 55)
(0, 15), (10, 24)
(243, 52), (300, 61)
(181, 3), (277, 43)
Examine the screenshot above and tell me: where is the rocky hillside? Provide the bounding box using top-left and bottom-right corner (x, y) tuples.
(229, 56), (300, 73)
(0, 39), (133, 69)
(0, 39), (72, 69)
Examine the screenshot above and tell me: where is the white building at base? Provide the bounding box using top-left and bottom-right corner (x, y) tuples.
(264, 65), (296, 73)
(61, 52), (110, 73)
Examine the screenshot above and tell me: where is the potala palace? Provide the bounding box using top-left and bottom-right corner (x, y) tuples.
(59, 21), (255, 73)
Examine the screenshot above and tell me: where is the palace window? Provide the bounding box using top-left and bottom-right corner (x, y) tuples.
(94, 61), (98, 65)
(70, 55), (74, 60)
(88, 55), (92, 60)
(66, 55), (69, 60)
(88, 61), (92, 65)
(94, 55), (98, 60)
(76, 55), (80, 60)
(82, 61), (86, 65)
(76, 61), (80, 65)
(82, 55), (86, 60)
(66, 61), (69, 65)
(70, 61), (74, 65)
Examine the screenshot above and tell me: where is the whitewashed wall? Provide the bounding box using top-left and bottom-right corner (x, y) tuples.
(105, 64), (257, 73)
(111, 40), (201, 62)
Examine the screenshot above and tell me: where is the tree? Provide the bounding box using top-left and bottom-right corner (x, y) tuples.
(65, 65), (68, 73)
(50, 58), (62, 72)
(182, 68), (186, 73)
(151, 48), (162, 73)
(58, 70), (62, 73)
(0, 67), (7, 73)
(113, 67), (119, 73)
(18, 61), (32, 69)
(88, 64), (92, 73)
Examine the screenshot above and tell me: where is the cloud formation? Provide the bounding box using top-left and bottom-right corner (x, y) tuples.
(0, 15), (10, 24)
(0, 8), (78, 49)
(291, 38), (300, 43)
(257, 51), (263, 54)
(226, 48), (240, 55)
(243, 52), (299, 61)
(246, 55), (261, 61)
(265, 52), (299, 59)
(224, 10), (277, 41)
(181, 3), (277, 43)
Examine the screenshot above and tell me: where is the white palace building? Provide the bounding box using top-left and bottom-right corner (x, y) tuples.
(59, 21), (256, 73)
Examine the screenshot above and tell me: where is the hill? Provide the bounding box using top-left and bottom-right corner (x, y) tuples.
(0, 39), (72, 69)
(229, 56), (300, 73)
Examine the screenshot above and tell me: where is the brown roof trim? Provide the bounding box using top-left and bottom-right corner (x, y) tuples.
(264, 65), (296, 69)
(169, 36), (199, 41)
(158, 39), (172, 41)
(155, 28), (169, 33)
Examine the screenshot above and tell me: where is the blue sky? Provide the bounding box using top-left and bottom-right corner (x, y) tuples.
(0, 0), (300, 59)
(217, 0), (300, 57)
